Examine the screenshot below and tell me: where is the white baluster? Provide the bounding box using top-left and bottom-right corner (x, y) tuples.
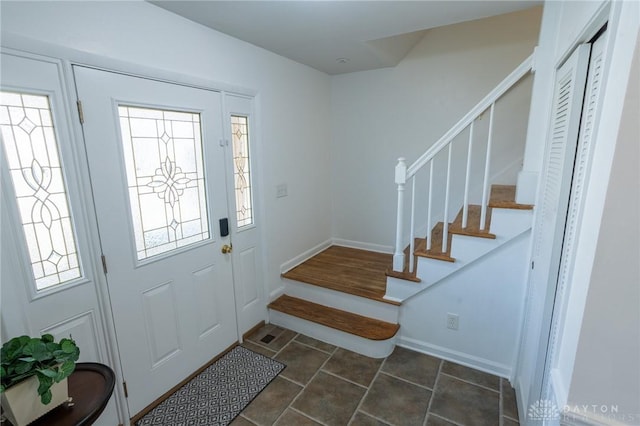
(462, 121), (474, 229)
(393, 158), (407, 271)
(409, 178), (416, 273)
(442, 144), (452, 253)
(426, 160), (434, 251)
(480, 103), (495, 231)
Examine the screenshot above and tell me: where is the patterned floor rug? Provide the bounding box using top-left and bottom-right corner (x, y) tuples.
(136, 346), (286, 425)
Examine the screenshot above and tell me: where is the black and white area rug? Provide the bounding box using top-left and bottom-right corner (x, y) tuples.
(136, 346), (286, 425)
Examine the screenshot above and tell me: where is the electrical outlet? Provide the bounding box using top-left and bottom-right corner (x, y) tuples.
(446, 313), (459, 330)
(276, 183), (288, 198)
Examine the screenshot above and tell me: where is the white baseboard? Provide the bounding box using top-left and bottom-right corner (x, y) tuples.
(398, 336), (511, 378)
(280, 239), (332, 274)
(331, 238), (393, 254)
(492, 156), (524, 186)
(516, 377), (529, 426)
(269, 285), (285, 302)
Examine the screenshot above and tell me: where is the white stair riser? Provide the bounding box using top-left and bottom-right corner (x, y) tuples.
(489, 208), (533, 236)
(269, 310), (396, 359)
(283, 278), (399, 323)
(415, 257), (458, 286)
(449, 234), (498, 264)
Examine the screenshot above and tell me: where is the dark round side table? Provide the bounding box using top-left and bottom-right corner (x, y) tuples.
(29, 362), (116, 426)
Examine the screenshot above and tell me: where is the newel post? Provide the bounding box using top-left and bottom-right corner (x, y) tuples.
(393, 158), (407, 272)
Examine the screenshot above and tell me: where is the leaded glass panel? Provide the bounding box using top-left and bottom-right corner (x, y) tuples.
(0, 91), (81, 290)
(231, 115), (253, 227)
(118, 106), (209, 260)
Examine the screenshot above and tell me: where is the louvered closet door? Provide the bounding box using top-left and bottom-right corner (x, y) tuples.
(519, 44), (591, 416)
(535, 44), (591, 265)
(546, 32), (607, 394)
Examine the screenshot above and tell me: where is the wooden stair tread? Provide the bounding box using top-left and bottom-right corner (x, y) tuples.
(414, 222), (455, 262)
(268, 295), (399, 340)
(449, 205), (496, 239)
(282, 246), (401, 306)
(489, 185), (533, 210)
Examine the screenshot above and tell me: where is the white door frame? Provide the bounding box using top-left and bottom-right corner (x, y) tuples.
(0, 37), (269, 424)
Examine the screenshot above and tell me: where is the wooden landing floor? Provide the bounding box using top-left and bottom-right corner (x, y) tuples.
(282, 245), (398, 305)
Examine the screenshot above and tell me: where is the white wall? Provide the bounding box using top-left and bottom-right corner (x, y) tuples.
(330, 7), (541, 248)
(0, 1), (333, 299)
(399, 231), (530, 377)
(566, 35), (639, 425)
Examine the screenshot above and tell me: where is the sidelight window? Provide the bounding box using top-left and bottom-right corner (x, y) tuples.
(0, 91), (82, 290)
(230, 115), (253, 228)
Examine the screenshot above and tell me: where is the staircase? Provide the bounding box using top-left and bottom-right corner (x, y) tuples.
(270, 246), (401, 358)
(267, 55), (536, 359)
(385, 184), (533, 302)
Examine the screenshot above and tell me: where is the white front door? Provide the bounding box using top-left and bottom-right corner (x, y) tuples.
(74, 67), (238, 415)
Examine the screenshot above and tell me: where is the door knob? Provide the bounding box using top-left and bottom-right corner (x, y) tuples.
(221, 244), (233, 254)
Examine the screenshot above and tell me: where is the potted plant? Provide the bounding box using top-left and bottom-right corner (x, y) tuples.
(0, 334), (80, 426)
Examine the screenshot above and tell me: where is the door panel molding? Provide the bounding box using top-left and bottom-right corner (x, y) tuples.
(41, 310), (102, 364)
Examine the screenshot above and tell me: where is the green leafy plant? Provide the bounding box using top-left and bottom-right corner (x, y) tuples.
(0, 334), (80, 404)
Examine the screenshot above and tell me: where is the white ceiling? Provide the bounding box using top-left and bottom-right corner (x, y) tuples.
(150, 1), (541, 75)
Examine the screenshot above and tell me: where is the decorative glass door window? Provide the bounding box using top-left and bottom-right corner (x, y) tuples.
(0, 91), (81, 290)
(118, 106), (209, 260)
(231, 115), (253, 227)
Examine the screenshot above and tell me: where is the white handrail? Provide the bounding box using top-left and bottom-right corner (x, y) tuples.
(406, 54), (533, 178)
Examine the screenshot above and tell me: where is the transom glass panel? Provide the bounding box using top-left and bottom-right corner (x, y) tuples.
(231, 115), (253, 228)
(118, 106), (209, 260)
(0, 91), (81, 290)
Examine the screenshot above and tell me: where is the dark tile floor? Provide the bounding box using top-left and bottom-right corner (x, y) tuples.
(233, 324), (520, 426)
